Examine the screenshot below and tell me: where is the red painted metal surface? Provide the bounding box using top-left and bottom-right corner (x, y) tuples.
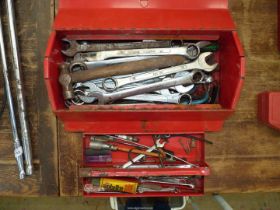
(258, 92), (280, 131)
(44, 33), (244, 133)
(82, 134), (208, 197)
(44, 0), (245, 198)
(54, 0), (234, 32)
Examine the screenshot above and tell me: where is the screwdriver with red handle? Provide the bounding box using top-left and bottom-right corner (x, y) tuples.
(89, 141), (163, 158)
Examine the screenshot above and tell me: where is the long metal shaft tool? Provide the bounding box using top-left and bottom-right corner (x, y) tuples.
(6, 0), (32, 175)
(0, 8), (25, 179)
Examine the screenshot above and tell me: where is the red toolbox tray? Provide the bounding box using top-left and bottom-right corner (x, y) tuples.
(258, 92), (280, 131)
(80, 134), (208, 197)
(44, 0), (245, 134)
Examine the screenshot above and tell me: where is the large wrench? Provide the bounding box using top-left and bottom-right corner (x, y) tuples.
(122, 139), (167, 168)
(75, 81), (193, 104)
(62, 39), (173, 57)
(102, 52), (217, 91)
(84, 44), (200, 61)
(70, 56), (156, 70)
(85, 70), (205, 104)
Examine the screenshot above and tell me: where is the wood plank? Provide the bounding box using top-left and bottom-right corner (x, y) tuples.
(204, 0), (280, 193)
(0, 0), (57, 196)
(36, 0), (58, 195)
(58, 122), (82, 196)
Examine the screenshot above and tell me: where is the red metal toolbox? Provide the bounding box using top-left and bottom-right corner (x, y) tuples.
(258, 92), (280, 131)
(44, 0), (245, 198)
(80, 134), (208, 197)
(44, 0), (245, 134)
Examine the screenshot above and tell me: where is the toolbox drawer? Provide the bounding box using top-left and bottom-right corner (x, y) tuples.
(44, 0), (245, 134)
(80, 134), (209, 197)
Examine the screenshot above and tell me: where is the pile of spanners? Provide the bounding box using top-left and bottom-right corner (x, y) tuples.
(60, 39), (219, 105)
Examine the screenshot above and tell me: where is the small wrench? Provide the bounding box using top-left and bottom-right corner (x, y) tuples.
(102, 52), (217, 91)
(84, 70), (205, 104)
(124, 93), (192, 104)
(138, 184), (178, 193)
(122, 139), (167, 168)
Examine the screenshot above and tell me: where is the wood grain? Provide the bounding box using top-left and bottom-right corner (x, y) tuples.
(0, 0), (57, 196)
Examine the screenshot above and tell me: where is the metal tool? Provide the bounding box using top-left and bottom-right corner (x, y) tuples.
(139, 177), (195, 188)
(122, 139), (167, 168)
(84, 70), (205, 104)
(89, 142), (162, 158)
(75, 78), (195, 104)
(114, 135), (139, 142)
(101, 52), (217, 91)
(6, 0), (32, 175)
(85, 44), (200, 61)
(124, 93), (192, 104)
(62, 39), (174, 57)
(59, 55), (187, 100)
(70, 56), (156, 70)
(0, 9), (25, 179)
(128, 164), (193, 169)
(138, 183), (178, 193)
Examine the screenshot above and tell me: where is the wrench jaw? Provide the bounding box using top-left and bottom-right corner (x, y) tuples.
(61, 39), (80, 57)
(198, 52), (218, 72)
(85, 91), (107, 105)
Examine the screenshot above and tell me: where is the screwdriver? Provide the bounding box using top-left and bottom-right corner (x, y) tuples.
(89, 142), (163, 158)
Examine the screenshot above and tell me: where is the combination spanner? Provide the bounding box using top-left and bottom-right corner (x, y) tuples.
(70, 56), (156, 70)
(79, 44), (200, 61)
(84, 70), (205, 104)
(124, 93), (192, 104)
(102, 52), (217, 91)
(62, 39), (174, 57)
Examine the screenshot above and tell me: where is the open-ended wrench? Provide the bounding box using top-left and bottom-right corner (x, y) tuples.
(85, 70), (205, 104)
(80, 44), (200, 61)
(102, 52), (217, 91)
(62, 39), (173, 57)
(122, 139), (167, 168)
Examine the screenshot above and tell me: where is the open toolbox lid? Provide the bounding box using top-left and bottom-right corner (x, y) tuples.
(54, 0), (236, 32)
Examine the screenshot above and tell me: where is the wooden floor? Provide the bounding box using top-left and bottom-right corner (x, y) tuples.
(0, 0), (279, 196)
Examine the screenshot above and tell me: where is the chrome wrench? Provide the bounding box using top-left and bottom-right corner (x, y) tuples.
(85, 44), (200, 61)
(124, 93), (192, 104)
(70, 56), (156, 70)
(139, 177), (195, 189)
(84, 70), (205, 104)
(0, 9), (25, 179)
(102, 52), (217, 91)
(138, 184), (178, 193)
(62, 39), (173, 57)
(122, 139), (166, 168)
(6, 0), (32, 175)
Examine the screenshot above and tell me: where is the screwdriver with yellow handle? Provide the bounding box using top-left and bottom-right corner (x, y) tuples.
(89, 141), (164, 158)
